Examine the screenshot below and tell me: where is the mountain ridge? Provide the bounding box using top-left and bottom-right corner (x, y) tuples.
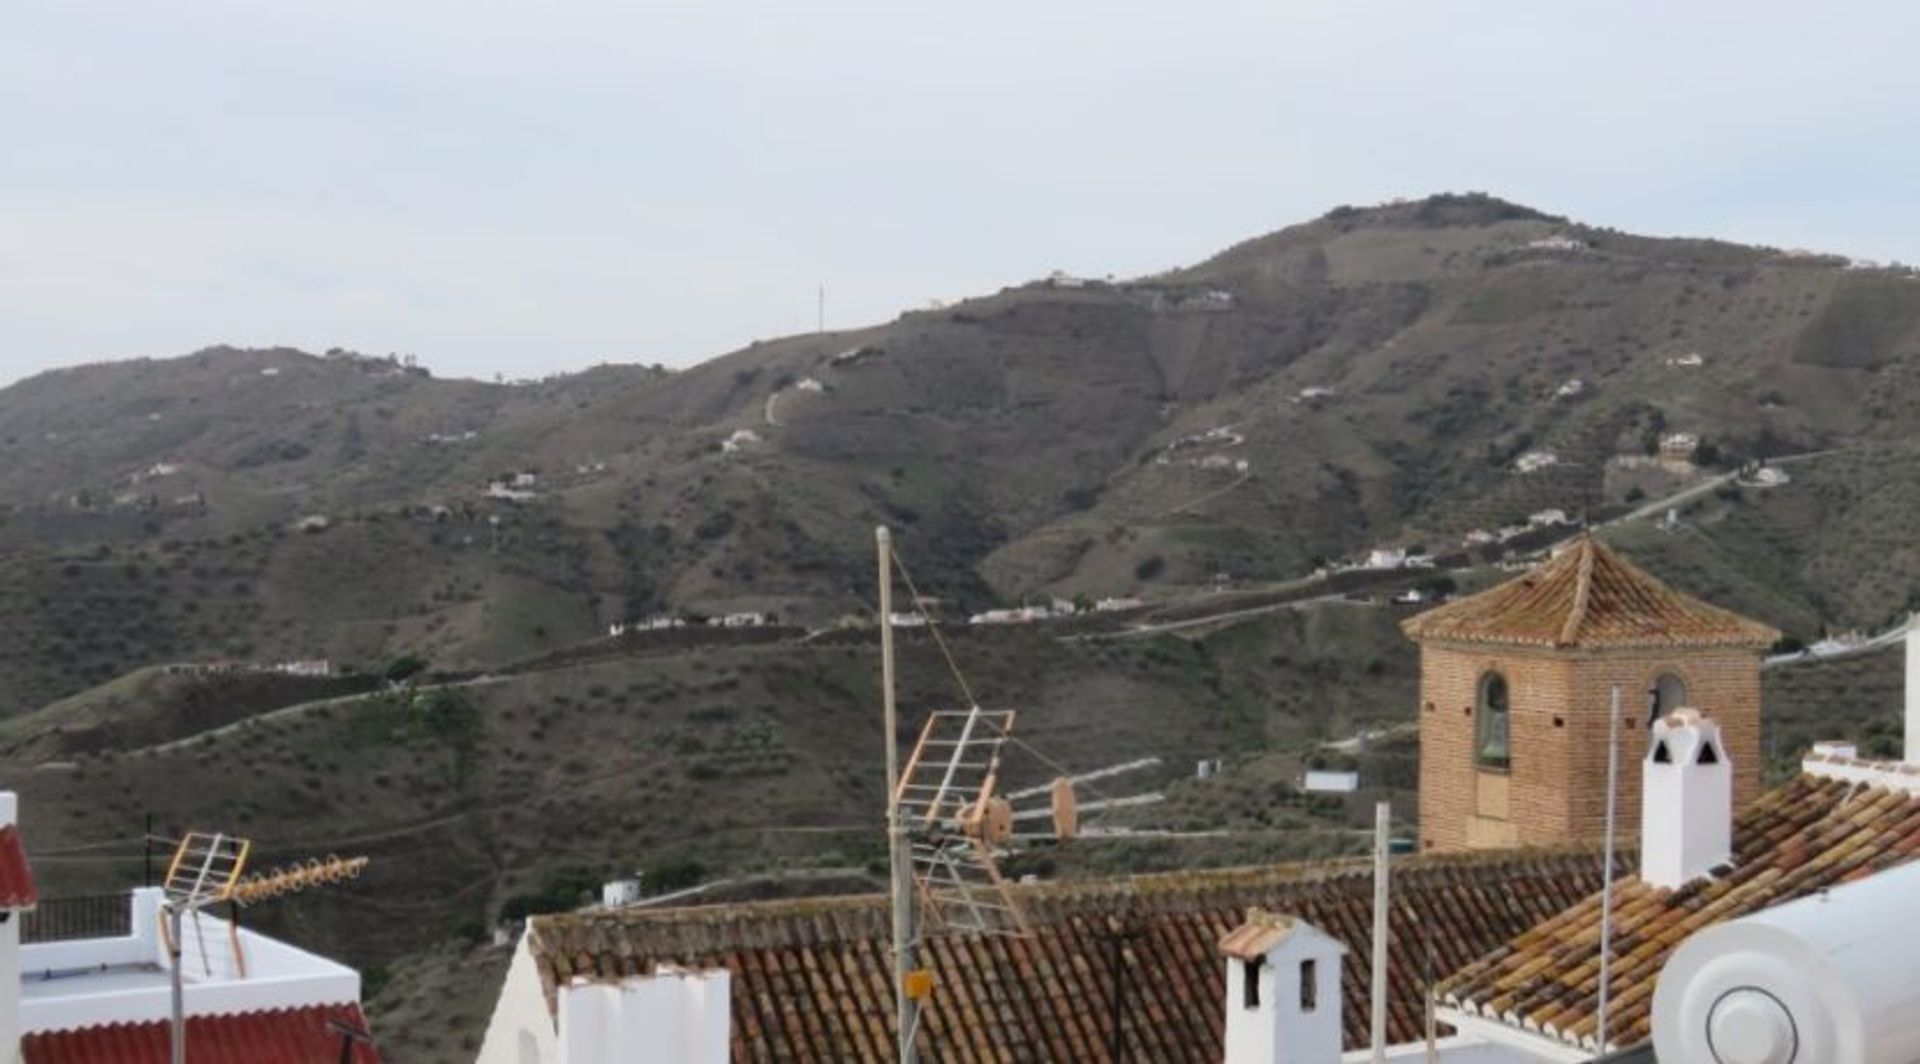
(2, 193), (1918, 712)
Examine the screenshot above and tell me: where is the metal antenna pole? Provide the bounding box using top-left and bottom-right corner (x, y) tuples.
(1369, 800), (1389, 1063)
(877, 527), (918, 1064)
(1597, 684), (1622, 1049)
(168, 903), (185, 1064)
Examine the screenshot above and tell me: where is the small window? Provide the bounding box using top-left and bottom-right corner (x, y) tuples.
(1476, 672), (1510, 770)
(1652, 740), (1673, 764)
(1652, 673), (1689, 716)
(1696, 740), (1720, 765)
(1243, 957), (1264, 1009)
(1299, 958), (1318, 1012)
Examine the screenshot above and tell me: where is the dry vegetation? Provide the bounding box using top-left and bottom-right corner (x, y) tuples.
(1, 194), (1918, 1059)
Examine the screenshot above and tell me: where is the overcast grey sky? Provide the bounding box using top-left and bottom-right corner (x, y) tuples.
(4, 2), (1915, 385)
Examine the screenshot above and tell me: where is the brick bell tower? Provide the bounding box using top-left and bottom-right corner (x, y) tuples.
(1402, 535), (1778, 853)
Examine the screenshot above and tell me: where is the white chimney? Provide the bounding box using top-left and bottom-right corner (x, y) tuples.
(1906, 613), (1920, 765)
(1641, 709), (1732, 890)
(1218, 909), (1345, 1064)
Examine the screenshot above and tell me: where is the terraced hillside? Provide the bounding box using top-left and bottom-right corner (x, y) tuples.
(5, 195), (1920, 710)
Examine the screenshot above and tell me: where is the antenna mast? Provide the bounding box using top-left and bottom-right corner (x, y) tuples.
(1369, 801), (1389, 1063)
(877, 527), (918, 1064)
(1597, 684), (1622, 1048)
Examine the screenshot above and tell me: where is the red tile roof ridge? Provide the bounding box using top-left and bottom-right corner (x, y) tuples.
(1801, 751), (1920, 793)
(532, 841), (1618, 943)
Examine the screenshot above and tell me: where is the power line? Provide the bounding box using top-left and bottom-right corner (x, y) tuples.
(887, 544), (1126, 814)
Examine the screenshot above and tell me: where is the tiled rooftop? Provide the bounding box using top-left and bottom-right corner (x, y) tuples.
(1216, 908), (1303, 961)
(21, 1003), (379, 1063)
(1438, 773), (1920, 1052)
(529, 847), (1618, 1061)
(1402, 535), (1780, 650)
(0, 824), (37, 910)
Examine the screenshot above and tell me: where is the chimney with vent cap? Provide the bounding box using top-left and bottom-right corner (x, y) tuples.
(1218, 909), (1344, 1064)
(1642, 709), (1732, 889)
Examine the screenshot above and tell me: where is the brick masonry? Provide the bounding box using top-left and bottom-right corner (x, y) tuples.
(1416, 640), (1763, 852)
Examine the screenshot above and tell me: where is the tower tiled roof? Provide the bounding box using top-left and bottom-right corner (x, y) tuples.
(527, 847), (1619, 1060)
(1438, 773), (1920, 1053)
(1401, 535), (1779, 650)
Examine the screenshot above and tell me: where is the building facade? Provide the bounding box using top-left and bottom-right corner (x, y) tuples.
(1403, 536), (1777, 852)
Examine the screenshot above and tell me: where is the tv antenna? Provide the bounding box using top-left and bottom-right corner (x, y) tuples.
(875, 527), (1165, 1063)
(157, 833), (370, 1064)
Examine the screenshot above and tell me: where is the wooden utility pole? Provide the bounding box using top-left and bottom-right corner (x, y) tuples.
(877, 527), (918, 1064)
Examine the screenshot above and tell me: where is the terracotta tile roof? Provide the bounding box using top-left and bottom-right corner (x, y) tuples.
(529, 848), (1617, 1061)
(1216, 909), (1305, 961)
(21, 1003), (379, 1063)
(0, 824), (38, 909)
(1439, 773), (1920, 1052)
(1401, 535), (1780, 650)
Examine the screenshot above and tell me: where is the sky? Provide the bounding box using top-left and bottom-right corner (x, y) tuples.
(4, 1), (1918, 386)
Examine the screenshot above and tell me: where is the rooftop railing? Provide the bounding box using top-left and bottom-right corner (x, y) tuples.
(22, 892), (133, 945)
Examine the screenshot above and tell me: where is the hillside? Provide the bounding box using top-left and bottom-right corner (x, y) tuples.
(1, 605), (1417, 1060)
(8, 193), (1920, 1060)
(5, 195), (1920, 710)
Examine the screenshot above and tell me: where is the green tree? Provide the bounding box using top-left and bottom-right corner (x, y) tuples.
(384, 654), (429, 683)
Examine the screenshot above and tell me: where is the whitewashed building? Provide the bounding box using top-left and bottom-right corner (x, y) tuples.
(0, 793), (379, 1060)
(479, 933), (728, 1064)
(1302, 770), (1360, 794)
(1363, 549), (1406, 571)
(1513, 451), (1559, 474)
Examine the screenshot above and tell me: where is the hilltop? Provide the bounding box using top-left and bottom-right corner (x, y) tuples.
(4, 194), (1919, 710)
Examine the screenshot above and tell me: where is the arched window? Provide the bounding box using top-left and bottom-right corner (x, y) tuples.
(1476, 672), (1510, 770)
(1651, 672), (1689, 718)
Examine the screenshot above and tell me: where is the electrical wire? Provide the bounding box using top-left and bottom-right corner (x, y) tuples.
(887, 546), (1126, 816)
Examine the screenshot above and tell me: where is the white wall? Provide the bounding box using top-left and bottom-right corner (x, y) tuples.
(0, 791), (20, 1064)
(0, 907), (19, 1064)
(1339, 1036), (1550, 1063)
(477, 932), (730, 1064)
(558, 969), (729, 1064)
(1906, 613), (1919, 765)
(19, 889), (358, 1034)
(476, 933), (560, 1064)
